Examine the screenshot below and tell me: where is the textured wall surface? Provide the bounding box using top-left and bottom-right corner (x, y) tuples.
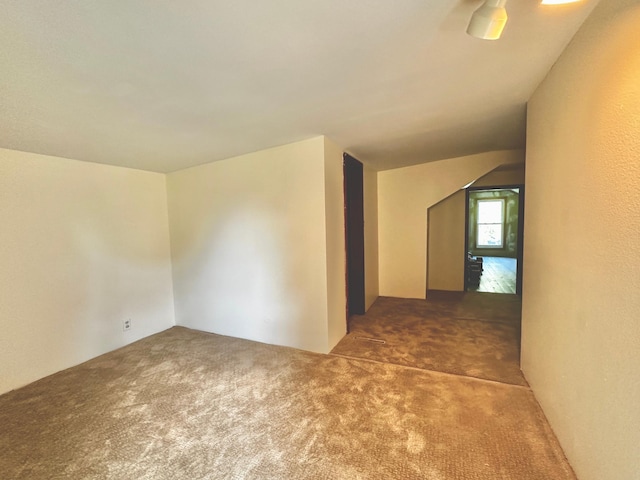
(427, 190), (466, 291)
(363, 164), (379, 310)
(0, 149), (175, 395)
(378, 150), (524, 299)
(522, 0), (640, 478)
(167, 137), (341, 353)
(472, 166), (525, 188)
(323, 137), (348, 350)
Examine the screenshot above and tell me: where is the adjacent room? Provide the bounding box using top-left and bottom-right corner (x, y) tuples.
(466, 186), (522, 294)
(1, 1), (638, 479)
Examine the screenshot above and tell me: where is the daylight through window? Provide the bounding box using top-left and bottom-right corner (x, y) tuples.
(477, 199), (504, 248)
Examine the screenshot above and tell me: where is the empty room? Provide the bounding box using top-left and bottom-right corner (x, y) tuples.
(1, 1), (638, 479)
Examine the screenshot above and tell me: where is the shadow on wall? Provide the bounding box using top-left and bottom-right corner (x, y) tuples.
(175, 205), (305, 345)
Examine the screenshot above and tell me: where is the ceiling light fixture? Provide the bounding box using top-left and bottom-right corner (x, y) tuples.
(467, 0), (508, 40)
(541, 0), (581, 4)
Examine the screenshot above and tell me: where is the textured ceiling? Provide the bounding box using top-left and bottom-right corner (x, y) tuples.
(0, 1), (598, 172)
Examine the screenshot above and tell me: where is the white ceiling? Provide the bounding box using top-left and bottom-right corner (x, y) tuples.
(0, 1), (598, 172)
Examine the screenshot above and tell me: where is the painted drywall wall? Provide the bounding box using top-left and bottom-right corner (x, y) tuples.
(522, 1), (640, 479)
(363, 165), (379, 310)
(378, 150), (524, 298)
(427, 190), (466, 291)
(0, 149), (175, 395)
(323, 138), (347, 350)
(167, 137), (345, 354)
(472, 165), (525, 188)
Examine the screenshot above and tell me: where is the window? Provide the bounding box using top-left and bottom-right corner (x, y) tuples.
(477, 199), (504, 248)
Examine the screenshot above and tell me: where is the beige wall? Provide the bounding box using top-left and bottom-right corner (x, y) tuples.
(427, 190), (466, 292)
(323, 138), (348, 349)
(522, 1), (640, 479)
(0, 149), (175, 395)
(363, 165), (379, 310)
(378, 150), (524, 299)
(167, 137), (346, 354)
(472, 165), (525, 188)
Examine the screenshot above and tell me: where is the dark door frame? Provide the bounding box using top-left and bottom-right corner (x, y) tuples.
(343, 153), (366, 320)
(464, 184), (525, 294)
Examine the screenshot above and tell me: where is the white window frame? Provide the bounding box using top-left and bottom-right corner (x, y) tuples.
(476, 199), (505, 248)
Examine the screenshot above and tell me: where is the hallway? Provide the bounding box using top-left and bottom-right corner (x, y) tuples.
(332, 292), (524, 384)
(330, 292), (576, 479)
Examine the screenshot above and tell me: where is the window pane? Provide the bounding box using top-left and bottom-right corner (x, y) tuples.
(478, 200), (503, 224)
(477, 224), (503, 247)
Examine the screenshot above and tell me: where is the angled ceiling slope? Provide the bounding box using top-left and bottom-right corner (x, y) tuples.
(0, 1), (598, 172)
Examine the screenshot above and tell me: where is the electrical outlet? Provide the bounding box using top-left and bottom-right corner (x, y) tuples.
(123, 319), (132, 331)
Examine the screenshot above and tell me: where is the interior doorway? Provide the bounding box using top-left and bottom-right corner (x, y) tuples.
(344, 153), (365, 319)
(465, 186), (524, 294)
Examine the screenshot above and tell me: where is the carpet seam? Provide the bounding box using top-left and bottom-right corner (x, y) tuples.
(328, 352), (531, 390)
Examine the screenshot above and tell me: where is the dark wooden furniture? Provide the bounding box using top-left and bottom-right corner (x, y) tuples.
(466, 253), (483, 286)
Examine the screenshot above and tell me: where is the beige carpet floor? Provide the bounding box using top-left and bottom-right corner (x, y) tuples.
(0, 327), (575, 479)
(332, 294), (526, 386)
